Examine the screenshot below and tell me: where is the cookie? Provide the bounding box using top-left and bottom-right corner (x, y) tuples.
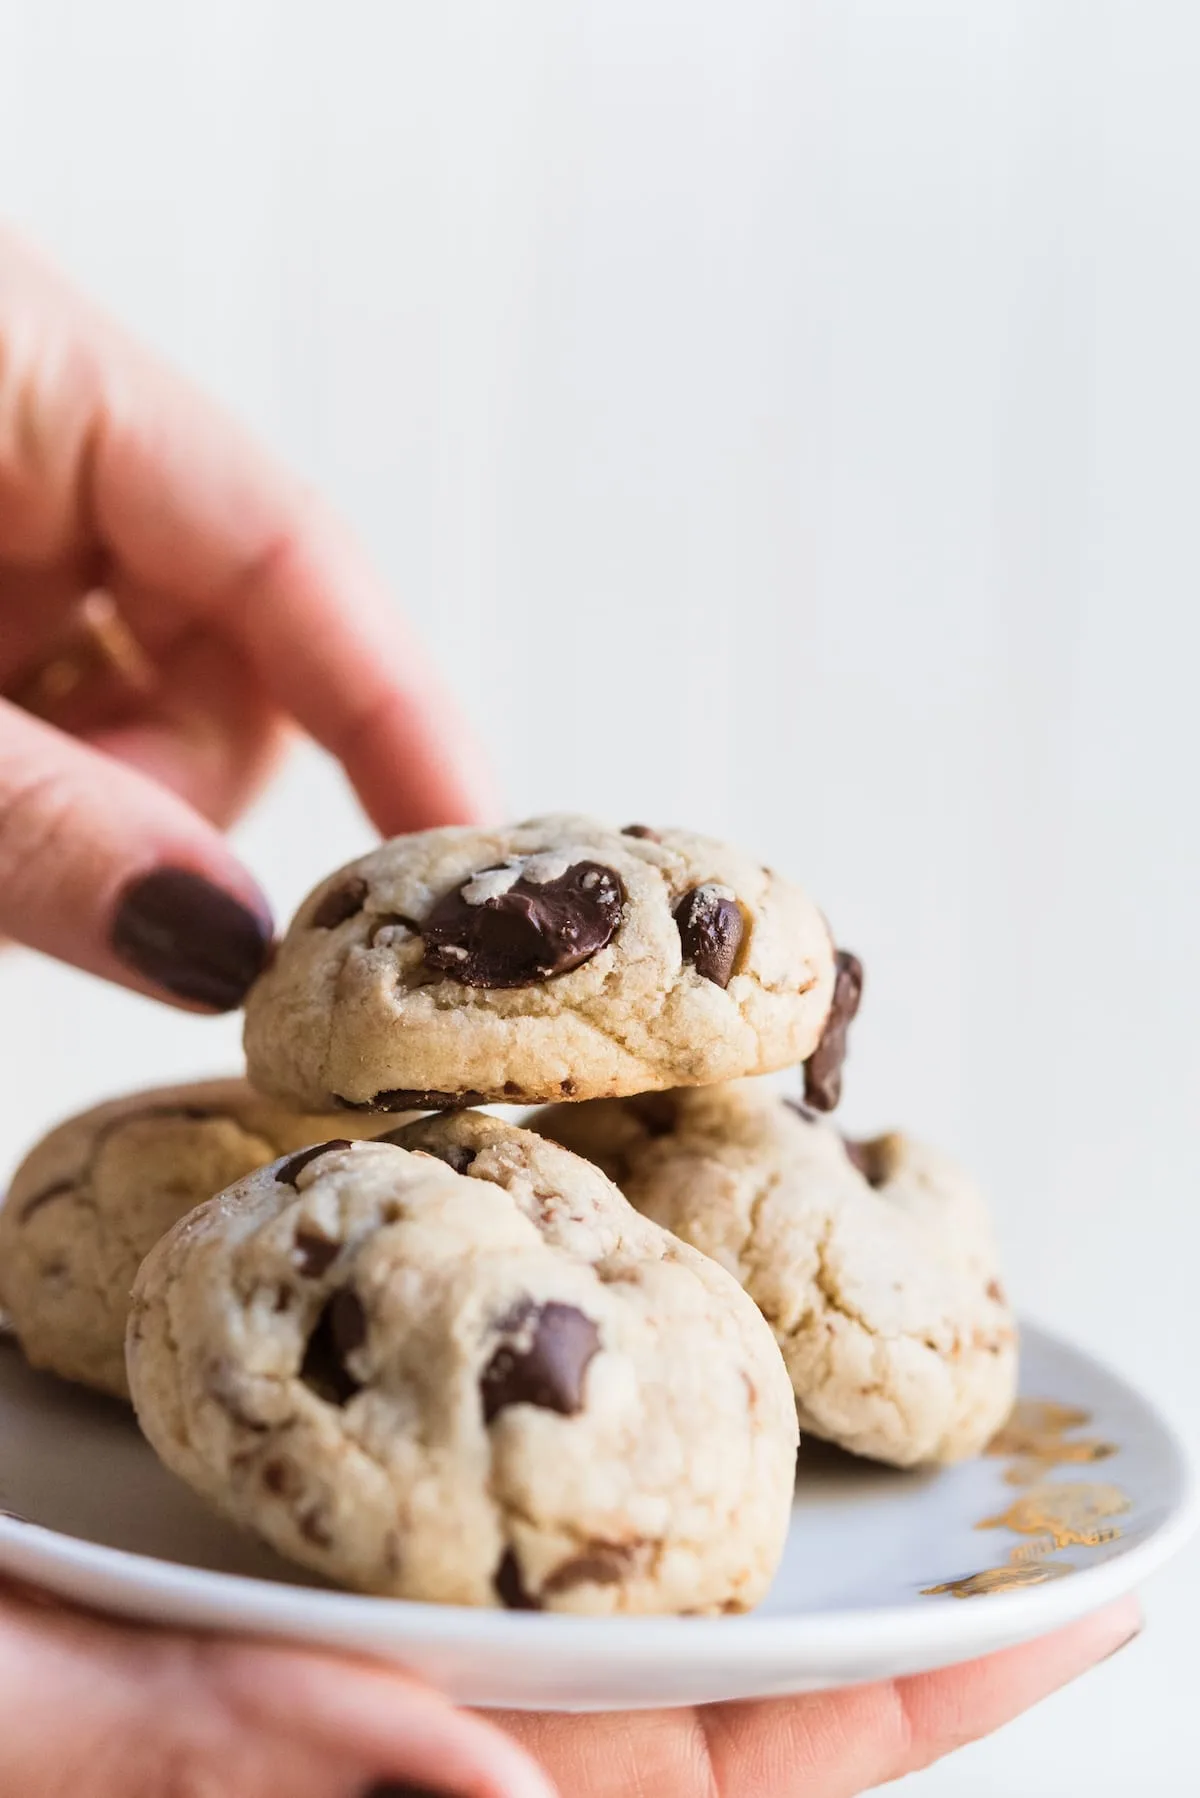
(534, 1084), (1017, 1467)
(0, 1080), (408, 1400)
(127, 1114), (798, 1613)
(243, 815), (841, 1111)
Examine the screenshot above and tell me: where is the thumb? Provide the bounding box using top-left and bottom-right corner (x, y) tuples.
(0, 698), (271, 1008)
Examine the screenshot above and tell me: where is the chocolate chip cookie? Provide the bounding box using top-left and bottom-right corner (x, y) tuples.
(535, 1083), (1018, 1467)
(0, 1080), (407, 1399)
(242, 815), (839, 1111)
(127, 1116), (798, 1612)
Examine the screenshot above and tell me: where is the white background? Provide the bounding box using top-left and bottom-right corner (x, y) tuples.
(1, 2), (1198, 1791)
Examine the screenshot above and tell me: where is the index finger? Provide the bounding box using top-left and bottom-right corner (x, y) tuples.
(2, 229), (496, 833)
(100, 414), (498, 833)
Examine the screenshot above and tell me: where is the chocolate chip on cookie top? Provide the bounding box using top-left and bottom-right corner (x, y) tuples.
(673, 884), (745, 988)
(300, 1288), (367, 1406)
(802, 948), (864, 1111)
(421, 854), (625, 987)
(311, 876), (368, 929)
(480, 1299), (601, 1422)
(275, 1139), (353, 1186)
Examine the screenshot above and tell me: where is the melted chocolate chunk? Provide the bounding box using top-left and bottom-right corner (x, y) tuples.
(293, 1227), (341, 1278)
(276, 1139), (352, 1187)
(541, 1543), (636, 1596)
(422, 860), (624, 988)
(18, 1179), (73, 1222)
(673, 885), (744, 988)
(300, 1289), (366, 1406)
(481, 1301), (600, 1423)
(420, 1140), (477, 1175)
(803, 949), (864, 1112)
(376, 1119), (478, 1173)
(494, 1547), (540, 1610)
(621, 823), (660, 841)
(312, 876), (368, 929)
(337, 1088), (488, 1113)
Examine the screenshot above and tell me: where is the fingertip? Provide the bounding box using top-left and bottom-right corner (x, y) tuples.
(109, 865), (273, 1011)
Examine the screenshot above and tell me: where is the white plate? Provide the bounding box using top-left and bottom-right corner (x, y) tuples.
(0, 1322), (1192, 1711)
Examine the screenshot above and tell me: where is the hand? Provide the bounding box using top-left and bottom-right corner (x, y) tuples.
(495, 1596), (1140, 1797)
(0, 225), (494, 1009)
(0, 1577), (553, 1798)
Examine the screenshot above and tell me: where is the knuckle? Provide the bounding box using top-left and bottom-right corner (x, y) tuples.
(0, 758), (81, 904)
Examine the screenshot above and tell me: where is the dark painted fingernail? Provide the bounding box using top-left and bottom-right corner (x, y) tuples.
(111, 868), (272, 1009)
(364, 1785), (453, 1797)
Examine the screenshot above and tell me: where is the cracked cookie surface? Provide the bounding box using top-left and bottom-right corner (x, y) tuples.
(242, 815), (836, 1110)
(0, 1080), (407, 1400)
(126, 1115), (798, 1612)
(534, 1083), (1018, 1467)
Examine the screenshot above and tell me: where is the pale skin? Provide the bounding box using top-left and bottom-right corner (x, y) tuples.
(0, 230), (1140, 1796)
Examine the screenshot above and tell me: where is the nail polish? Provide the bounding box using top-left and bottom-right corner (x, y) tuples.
(111, 868), (272, 1009)
(363, 1785), (450, 1797)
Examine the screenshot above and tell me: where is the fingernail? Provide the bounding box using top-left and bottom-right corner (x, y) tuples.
(363, 1786), (454, 1797)
(111, 868), (272, 1009)
(1098, 1624), (1144, 1666)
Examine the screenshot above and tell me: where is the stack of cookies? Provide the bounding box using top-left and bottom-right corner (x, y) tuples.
(0, 816), (1017, 1615)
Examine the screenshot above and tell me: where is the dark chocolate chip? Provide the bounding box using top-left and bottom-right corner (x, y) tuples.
(300, 1289), (366, 1406)
(803, 949), (864, 1112)
(337, 1089), (488, 1113)
(673, 885), (744, 988)
(293, 1227), (341, 1278)
(621, 823), (660, 841)
(420, 1141), (477, 1175)
(422, 859), (624, 988)
(494, 1547), (540, 1610)
(261, 1456), (300, 1497)
(18, 1179), (74, 1222)
(277, 1139), (353, 1187)
(481, 1301), (600, 1423)
(541, 1543), (636, 1596)
(312, 877), (368, 929)
(378, 1119), (478, 1176)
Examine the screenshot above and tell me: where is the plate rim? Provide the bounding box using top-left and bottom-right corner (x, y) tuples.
(0, 1319), (1195, 1679)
